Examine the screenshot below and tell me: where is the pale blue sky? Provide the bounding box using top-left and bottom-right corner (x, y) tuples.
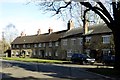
(0, 1), (66, 40)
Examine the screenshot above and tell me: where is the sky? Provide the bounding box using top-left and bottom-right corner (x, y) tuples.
(0, 0), (67, 40)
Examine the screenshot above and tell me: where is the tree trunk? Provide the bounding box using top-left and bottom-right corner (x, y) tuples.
(113, 30), (120, 70)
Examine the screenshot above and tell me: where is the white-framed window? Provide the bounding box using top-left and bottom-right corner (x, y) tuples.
(85, 49), (90, 55)
(16, 45), (19, 48)
(86, 37), (91, 43)
(38, 43), (42, 47)
(79, 38), (83, 45)
(12, 45), (15, 48)
(45, 52), (48, 56)
(34, 44), (37, 48)
(27, 44), (30, 48)
(33, 50), (36, 55)
(43, 43), (45, 47)
(49, 52), (51, 56)
(23, 44), (26, 48)
(55, 42), (59, 46)
(71, 38), (76, 45)
(39, 51), (41, 56)
(63, 39), (67, 45)
(55, 52), (58, 56)
(102, 35), (110, 44)
(102, 49), (110, 55)
(49, 42), (52, 47)
(67, 50), (72, 57)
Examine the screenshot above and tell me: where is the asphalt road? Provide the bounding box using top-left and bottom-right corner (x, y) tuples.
(0, 60), (113, 80)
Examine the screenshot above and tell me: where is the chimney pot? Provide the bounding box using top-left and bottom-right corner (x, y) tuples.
(67, 20), (74, 30)
(48, 27), (53, 34)
(37, 29), (41, 35)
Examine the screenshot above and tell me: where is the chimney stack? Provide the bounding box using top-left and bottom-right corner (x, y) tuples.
(37, 29), (41, 35)
(84, 20), (89, 34)
(48, 27), (53, 34)
(21, 32), (25, 37)
(67, 20), (74, 30)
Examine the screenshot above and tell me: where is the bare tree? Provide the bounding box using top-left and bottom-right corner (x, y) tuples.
(29, 0), (102, 27)
(3, 24), (18, 45)
(30, 0), (120, 70)
(43, 0), (120, 70)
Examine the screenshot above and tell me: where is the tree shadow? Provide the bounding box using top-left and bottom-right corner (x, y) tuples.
(2, 61), (115, 80)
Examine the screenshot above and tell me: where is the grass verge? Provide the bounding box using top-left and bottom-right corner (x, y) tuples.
(2, 57), (71, 64)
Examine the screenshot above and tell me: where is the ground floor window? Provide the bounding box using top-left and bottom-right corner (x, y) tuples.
(45, 52), (48, 56)
(55, 52), (58, 56)
(33, 50), (36, 55)
(67, 50), (72, 57)
(49, 52), (51, 56)
(85, 49), (90, 56)
(102, 49), (110, 56)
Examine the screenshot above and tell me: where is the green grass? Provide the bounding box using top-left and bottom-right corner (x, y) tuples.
(2, 57), (71, 64)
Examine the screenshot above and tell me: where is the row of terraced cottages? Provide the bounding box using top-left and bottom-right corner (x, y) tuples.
(11, 20), (115, 61)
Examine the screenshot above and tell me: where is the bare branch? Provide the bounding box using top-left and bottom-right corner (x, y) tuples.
(96, 2), (113, 23)
(56, 2), (71, 14)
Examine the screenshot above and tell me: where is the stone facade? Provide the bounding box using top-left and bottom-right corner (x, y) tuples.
(11, 21), (114, 61)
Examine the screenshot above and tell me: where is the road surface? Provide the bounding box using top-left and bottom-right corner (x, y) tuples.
(0, 59), (113, 80)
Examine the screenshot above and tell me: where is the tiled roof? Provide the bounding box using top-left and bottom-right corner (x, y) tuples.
(11, 30), (67, 44)
(63, 23), (112, 37)
(11, 23), (112, 45)
(63, 27), (83, 38)
(87, 23), (112, 35)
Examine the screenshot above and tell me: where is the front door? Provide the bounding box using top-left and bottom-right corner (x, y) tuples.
(41, 50), (44, 58)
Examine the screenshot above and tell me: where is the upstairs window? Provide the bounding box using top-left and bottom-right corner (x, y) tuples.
(23, 44), (26, 48)
(38, 43), (42, 47)
(34, 44), (37, 48)
(12, 45), (15, 48)
(71, 38), (76, 45)
(78, 38), (83, 45)
(63, 39), (67, 46)
(27, 44), (30, 48)
(43, 43), (46, 47)
(49, 42), (52, 47)
(86, 37), (91, 43)
(102, 35), (110, 44)
(55, 42), (59, 46)
(16, 45), (19, 48)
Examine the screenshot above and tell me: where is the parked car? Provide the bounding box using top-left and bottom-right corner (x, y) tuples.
(71, 53), (95, 65)
(102, 55), (115, 66)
